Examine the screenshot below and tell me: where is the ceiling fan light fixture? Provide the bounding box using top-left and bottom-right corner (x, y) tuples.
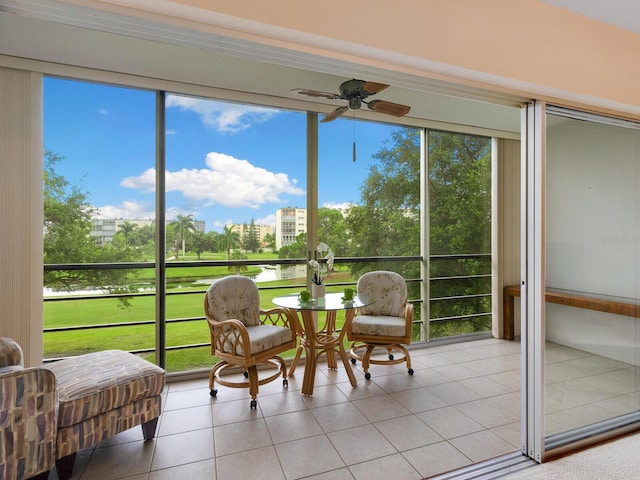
(347, 97), (362, 111)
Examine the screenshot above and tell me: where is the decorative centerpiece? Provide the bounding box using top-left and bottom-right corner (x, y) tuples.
(308, 242), (334, 298)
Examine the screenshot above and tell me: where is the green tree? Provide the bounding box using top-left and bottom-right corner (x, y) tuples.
(242, 218), (260, 253)
(221, 225), (240, 259)
(428, 131), (491, 254)
(317, 207), (349, 256)
(346, 128), (492, 339)
(428, 131), (492, 337)
(263, 232), (276, 252)
(206, 231), (221, 254)
(190, 230), (208, 259)
(278, 232), (306, 259)
(115, 221), (138, 245)
(43, 150), (137, 305)
(345, 127), (421, 282)
(169, 214), (195, 259)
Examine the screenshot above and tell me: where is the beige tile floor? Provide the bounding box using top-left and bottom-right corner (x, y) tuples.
(47, 338), (640, 480)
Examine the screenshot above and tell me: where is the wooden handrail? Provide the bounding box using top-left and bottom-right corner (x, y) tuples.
(503, 285), (640, 340)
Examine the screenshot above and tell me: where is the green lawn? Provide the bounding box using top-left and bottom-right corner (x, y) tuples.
(44, 261), (358, 372)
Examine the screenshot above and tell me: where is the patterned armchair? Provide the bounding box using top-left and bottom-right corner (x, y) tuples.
(0, 337), (57, 480)
(204, 276), (298, 409)
(0, 337), (165, 480)
(346, 271), (415, 379)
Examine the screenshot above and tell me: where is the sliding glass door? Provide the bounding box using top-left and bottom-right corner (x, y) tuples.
(525, 102), (640, 459)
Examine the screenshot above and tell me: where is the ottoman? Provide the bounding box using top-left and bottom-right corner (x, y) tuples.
(47, 350), (165, 479)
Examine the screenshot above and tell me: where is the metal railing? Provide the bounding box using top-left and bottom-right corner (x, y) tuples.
(43, 254), (491, 366)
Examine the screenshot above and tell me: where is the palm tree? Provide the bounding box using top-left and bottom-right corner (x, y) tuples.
(221, 225), (240, 259)
(117, 221), (138, 245)
(170, 214), (196, 259)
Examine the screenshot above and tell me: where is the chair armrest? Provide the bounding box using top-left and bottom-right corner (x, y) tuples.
(0, 367), (58, 478)
(0, 337), (23, 369)
(207, 318), (252, 358)
(404, 303), (414, 327)
(260, 307), (299, 333)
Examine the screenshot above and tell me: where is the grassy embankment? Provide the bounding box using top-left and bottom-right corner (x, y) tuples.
(44, 252), (356, 371)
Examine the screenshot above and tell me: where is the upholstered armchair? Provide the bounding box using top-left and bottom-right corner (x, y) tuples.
(204, 276), (298, 409)
(0, 337), (57, 480)
(346, 270), (414, 379)
(1, 337), (165, 480)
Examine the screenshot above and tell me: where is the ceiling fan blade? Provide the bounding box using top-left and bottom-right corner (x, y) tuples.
(367, 100), (411, 117)
(290, 88), (340, 100)
(321, 106), (348, 123)
(361, 82), (390, 95)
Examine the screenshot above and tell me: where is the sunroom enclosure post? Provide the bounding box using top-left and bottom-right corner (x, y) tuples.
(155, 91), (167, 369)
(420, 129), (429, 341)
(306, 112), (319, 287)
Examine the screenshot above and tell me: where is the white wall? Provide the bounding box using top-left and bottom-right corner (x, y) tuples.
(545, 115), (640, 364)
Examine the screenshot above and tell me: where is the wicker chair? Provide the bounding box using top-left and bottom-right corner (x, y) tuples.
(346, 271), (414, 379)
(204, 276), (298, 409)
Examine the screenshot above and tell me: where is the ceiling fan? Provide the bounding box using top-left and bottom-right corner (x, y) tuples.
(290, 78), (411, 123)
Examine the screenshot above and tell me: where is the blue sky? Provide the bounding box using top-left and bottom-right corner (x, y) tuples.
(44, 77), (400, 232)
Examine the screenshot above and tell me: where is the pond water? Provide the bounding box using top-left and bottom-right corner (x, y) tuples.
(44, 265), (305, 296)
(193, 264), (306, 285)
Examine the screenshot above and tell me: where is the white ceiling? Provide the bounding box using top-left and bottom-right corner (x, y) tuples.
(542, 0), (640, 35)
(2, 0), (640, 136)
(0, 0), (525, 135)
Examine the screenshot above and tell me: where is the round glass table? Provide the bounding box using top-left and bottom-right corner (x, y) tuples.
(272, 292), (373, 395)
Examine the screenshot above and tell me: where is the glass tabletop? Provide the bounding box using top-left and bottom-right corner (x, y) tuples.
(272, 292), (373, 311)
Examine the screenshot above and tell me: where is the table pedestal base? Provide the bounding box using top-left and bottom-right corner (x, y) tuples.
(289, 310), (357, 395)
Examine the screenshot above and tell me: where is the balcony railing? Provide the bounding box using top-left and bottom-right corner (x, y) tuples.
(43, 254), (491, 370)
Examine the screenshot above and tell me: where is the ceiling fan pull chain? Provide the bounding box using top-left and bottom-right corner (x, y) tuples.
(353, 115), (357, 162)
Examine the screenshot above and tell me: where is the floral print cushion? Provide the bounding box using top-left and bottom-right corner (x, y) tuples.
(357, 271), (407, 318)
(222, 324), (293, 356)
(351, 314), (407, 337)
(0, 337), (23, 369)
(207, 276), (261, 327)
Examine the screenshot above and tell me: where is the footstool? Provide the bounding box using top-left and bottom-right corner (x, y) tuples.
(47, 350), (165, 479)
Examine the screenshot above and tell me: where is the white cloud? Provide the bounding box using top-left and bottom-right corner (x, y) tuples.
(120, 152), (304, 208)
(323, 201), (356, 212)
(98, 108), (108, 115)
(166, 95), (278, 133)
(94, 202), (197, 222)
(94, 200), (154, 219)
(255, 213), (276, 229)
(165, 129), (176, 135)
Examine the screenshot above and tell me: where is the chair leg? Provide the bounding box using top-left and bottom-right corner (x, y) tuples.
(55, 453), (77, 480)
(142, 417), (159, 440)
(362, 345), (375, 379)
(248, 366), (259, 409)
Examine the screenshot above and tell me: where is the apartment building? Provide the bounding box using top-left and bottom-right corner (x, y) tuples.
(275, 208), (307, 250)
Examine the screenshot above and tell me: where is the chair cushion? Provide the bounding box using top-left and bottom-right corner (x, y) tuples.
(357, 271), (407, 317)
(207, 276), (261, 327)
(0, 337), (23, 369)
(46, 350), (165, 428)
(352, 315), (407, 337)
(221, 324), (293, 356)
